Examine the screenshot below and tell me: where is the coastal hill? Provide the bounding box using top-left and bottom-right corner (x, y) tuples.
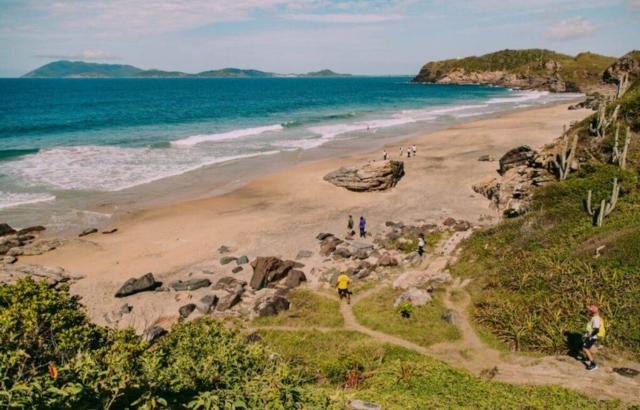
(22, 60), (351, 78)
(412, 48), (617, 93)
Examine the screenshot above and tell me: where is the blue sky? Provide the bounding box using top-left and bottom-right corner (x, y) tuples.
(0, 0), (638, 77)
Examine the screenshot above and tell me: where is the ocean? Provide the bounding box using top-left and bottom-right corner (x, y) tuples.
(0, 77), (578, 230)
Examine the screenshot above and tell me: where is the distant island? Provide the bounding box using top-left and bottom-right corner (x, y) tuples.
(22, 61), (352, 78)
(411, 48), (637, 93)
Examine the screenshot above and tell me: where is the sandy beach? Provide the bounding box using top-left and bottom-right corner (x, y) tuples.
(20, 102), (591, 329)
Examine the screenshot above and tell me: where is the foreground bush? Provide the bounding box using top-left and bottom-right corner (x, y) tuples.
(0, 279), (330, 409)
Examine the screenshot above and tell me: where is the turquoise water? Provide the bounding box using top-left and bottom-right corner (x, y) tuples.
(0, 77), (575, 213)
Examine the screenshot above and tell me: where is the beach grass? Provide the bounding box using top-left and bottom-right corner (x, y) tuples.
(252, 288), (344, 328)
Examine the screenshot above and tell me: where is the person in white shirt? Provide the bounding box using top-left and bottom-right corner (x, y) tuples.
(418, 233), (425, 256)
(412, 144), (417, 156)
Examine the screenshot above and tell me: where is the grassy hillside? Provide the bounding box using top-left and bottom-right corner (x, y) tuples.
(451, 81), (640, 358)
(413, 49), (616, 91)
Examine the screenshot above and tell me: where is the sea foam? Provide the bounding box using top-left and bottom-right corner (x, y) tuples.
(0, 191), (56, 210)
(172, 124), (283, 147)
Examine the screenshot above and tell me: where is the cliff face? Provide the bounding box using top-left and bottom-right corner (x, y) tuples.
(412, 49), (615, 93)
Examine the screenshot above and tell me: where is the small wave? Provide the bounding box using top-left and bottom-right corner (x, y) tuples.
(0, 148), (40, 161)
(282, 112), (357, 128)
(172, 124), (283, 147)
(309, 116), (416, 140)
(0, 191), (55, 210)
(487, 91), (549, 104)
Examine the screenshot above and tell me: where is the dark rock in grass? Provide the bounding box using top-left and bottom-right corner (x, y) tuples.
(17, 225), (45, 235)
(115, 273), (161, 297)
(441, 309), (459, 325)
(245, 332), (262, 343)
(348, 399), (382, 410)
(232, 266), (243, 274)
(613, 367), (639, 378)
(296, 250), (313, 259)
(170, 278), (211, 291)
(253, 295), (290, 317)
(142, 325), (167, 344)
(249, 257), (297, 290)
(0, 223), (16, 237)
(78, 228), (98, 237)
(196, 294), (219, 314)
(179, 303), (196, 318)
(285, 270), (307, 289)
(236, 255), (249, 265)
(453, 220), (472, 232)
(333, 247), (351, 259)
(220, 256), (237, 265)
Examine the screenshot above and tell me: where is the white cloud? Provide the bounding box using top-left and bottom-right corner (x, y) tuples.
(284, 13), (404, 23)
(546, 16), (595, 40)
(36, 49), (120, 61)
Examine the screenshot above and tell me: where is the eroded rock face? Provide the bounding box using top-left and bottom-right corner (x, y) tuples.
(603, 52), (640, 84)
(324, 160), (404, 192)
(115, 273), (160, 297)
(0, 223), (17, 237)
(249, 257), (297, 290)
(499, 146), (535, 174)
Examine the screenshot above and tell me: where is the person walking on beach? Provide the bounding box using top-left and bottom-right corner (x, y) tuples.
(412, 144), (417, 156)
(582, 305), (605, 371)
(347, 215), (354, 235)
(418, 233), (425, 257)
(399, 146), (403, 157)
(336, 272), (351, 304)
(383, 150), (388, 160)
(407, 148), (411, 158)
(359, 216), (366, 238)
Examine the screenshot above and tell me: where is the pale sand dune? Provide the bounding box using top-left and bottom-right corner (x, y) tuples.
(21, 103), (591, 328)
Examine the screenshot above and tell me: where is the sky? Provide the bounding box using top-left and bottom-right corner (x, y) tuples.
(0, 0), (639, 77)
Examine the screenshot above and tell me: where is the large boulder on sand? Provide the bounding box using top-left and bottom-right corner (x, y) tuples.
(249, 257), (297, 290)
(115, 273), (160, 297)
(324, 160), (404, 192)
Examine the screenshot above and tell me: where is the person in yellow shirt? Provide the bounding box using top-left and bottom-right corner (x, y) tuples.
(583, 304), (605, 371)
(336, 273), (351, 304)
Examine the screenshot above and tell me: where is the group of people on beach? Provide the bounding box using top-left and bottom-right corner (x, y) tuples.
(347, 214), (366, 238)
(383, 144), (416, 160)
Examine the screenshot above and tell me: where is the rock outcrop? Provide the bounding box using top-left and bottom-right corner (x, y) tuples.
(0, 264), (83, 287)
(324, 160), (404, 192)
(249, 257), (298, 290)
(393, 287), (432, 308)
(115, 273), (161, 297)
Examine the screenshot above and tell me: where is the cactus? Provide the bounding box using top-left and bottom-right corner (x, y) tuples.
(612, 124), (631, 169)
(616, 72), (629, 99)
(552, 126), (578, 180)
(590, 104), (619, 139)
(586, 178), (620, 227)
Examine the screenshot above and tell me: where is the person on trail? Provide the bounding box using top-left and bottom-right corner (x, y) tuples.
(412, 144), (417, 156)
(383, 150), (388, 160)
(336, 273), (351, 304)
(359, 216), (366, 238)
(418, 233), (425, 257)
(399, 146), (403, 157)
(582, 305), (605, 371)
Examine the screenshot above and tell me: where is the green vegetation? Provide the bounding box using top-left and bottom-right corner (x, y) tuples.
(352, 286), (460, 347)
(451, 80), (640, 358)
(259, 330), (621, 409)
(252, 288), (344, 328)
(0, 279), (330, 409)
(414, 49), (616, 91)
(23, 60), (143, 78)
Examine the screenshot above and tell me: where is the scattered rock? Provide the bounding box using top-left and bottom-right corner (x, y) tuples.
(196, 294), (219, 313)
(377, 254), (398, 267)
(179, 303), (197, 318)
(477, 154), (495, 162)
(452, 220), (472, 232)
(220, 256), (237, 265)
(0, 264), (83, 287)
(351, 241), (374, 251)
(115, 273), (161, 297)
(102, 228), (118, 234)
(142, 326), (167, 344)
(236, 255), (249, 265)
(170, 278), (211, 291)
(348, 399), (382, 410)
(428, 271), (453, 286)
(213, 276), (247, 291)
(0, 223), (16, 237)
(19, 239), (63, 256)
(296, 250), (313, 259)
(320, 236), (343, 257)
(78, 228), (98, 237)
(441, 309), (459, 325)
(443, 217), (456, 227)
(316, 232), (334, 241)
(232, 266), (243, 274)
(285, 270), (307, 289)
(17, 226), (45, 235)
(249, 257), (296, 290)
(324, 160), (405, 192)
(498, 145), (535, 175)
(394, 287), (432, 308)
(352, 249), (370, 260)
(216, 287), (244, 311)
(104, 303), (133, 324)
(218, 245), (231, 254)
(253, 294), (290, 317)
(2, 255), (17, 264)
(613, 367), (640, 378)
(333, 247), (352, 259)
